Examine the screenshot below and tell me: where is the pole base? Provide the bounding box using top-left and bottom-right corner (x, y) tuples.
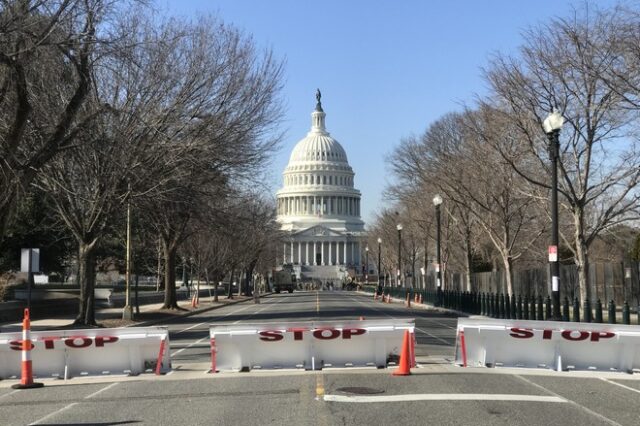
(122, 305), (134, 320)
(12, 382), (44, 389)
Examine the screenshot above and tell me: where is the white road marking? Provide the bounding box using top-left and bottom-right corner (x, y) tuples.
(415, 326), (453, 345)
(600, 378), (640, 395)
(176, 321), (208, 334)
(29, 402), (78, 425)
(516, 375), (623, 426)
(84, 382), (119, 399)
(0, 389), (19, 400)
(324, 393), (567, 403)
(171, 336), (209, 356)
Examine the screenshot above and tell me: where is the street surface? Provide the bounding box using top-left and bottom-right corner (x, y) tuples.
(1, 291), (639, 425)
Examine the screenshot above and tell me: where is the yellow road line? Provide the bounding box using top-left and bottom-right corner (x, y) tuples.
(315, 373), (325, 400)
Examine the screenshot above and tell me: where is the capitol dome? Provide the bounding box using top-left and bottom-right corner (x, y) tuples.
(276, 91), (366, 279)
(287, 108), (349, 165)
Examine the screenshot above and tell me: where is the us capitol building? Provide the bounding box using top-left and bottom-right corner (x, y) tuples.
(276, 91), (366, 282)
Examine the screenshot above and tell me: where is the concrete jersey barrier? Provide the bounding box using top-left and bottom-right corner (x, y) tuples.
(0, 326), (170, 379)
(455, 318), (640, 373)
(210, 319), (414, 372)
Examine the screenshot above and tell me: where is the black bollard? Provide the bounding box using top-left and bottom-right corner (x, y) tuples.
(562, 297), (570, 322)
(622, 301), (630, 325)
(480, 293), (485, 316)
(595, 299), (603, 323)
(584, 299), (592, 323)
(510, 294), (517, 319)
(545, 295), (552, 320)
(608, 300), (616, 324)
(491, 293), (497, 318)
(537, 295), (544, 321)
(530, 295), (537, 321)
(523, 295), (529, 320)
(572, 297), (580, 322)
(499, 293), (506, 319)
(487, 293), (494, 318)
(517, 294), (523, 320)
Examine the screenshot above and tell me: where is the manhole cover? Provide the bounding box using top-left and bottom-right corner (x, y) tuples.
(335, 387), (385, 395)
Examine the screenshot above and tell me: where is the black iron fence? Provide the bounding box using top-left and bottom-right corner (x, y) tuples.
(362, 286), (640, 325)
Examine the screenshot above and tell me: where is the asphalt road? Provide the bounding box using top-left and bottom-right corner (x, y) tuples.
(1, 291), (639, 425)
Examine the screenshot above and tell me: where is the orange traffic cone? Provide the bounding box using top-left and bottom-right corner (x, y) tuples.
(392, 330), (412, 376)
(12, 309), (43, 389)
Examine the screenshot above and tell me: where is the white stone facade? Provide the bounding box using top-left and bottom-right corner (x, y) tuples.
(276, 93), (365, 280)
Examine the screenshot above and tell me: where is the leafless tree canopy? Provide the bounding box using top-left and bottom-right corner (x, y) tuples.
(377, 2), (640, 304)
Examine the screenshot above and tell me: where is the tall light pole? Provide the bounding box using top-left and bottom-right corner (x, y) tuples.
(397, 223), (403, 287)
(123, 184), (134, 320)
(433, 194), (443, 306)
(365, 246), (369, 283)
(377, 237), (382, 289)
(543, 110), (564, 319)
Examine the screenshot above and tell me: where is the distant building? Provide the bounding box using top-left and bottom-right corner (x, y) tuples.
(276, 91), (366, 282)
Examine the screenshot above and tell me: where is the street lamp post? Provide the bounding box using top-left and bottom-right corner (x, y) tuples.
(365, 246), (369, 284)
(397, 223), (403, 287)
(123, 184), (134, 320)
(377, 237), (382, 289)
(433, 194), (443, 306)
(543, 110), (564, 319)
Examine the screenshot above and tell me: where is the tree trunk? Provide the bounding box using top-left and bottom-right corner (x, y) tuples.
(162, 238), (179, 309)
(575, 236), (591, 309)
(246, 260), (258, 296)
(227, 268), (235, 299)
(502, 254), (514, 296)
(464, 229), (473, 292)
(74, 240), (98, 326)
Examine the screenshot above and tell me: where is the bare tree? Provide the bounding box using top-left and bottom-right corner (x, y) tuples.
(0, 0), (121, 240)
(484, 6), (640, 304)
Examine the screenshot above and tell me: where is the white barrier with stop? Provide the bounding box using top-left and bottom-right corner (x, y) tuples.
(210, 319), (414, 372)
(0, 327), (171, 379)
(455, 318), (640, 373)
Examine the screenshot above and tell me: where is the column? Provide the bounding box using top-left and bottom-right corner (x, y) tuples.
(351, 242), (355, 266)
(290, 241), (294, 263)
(305, 242), (309, 265)
(283, 243), (287, 264)
(298, 242), (301, 264)
(321, 241), (325, 265)
(329, 241), (333, 265)
(313, 242), (317, 266)
(343, 241), (347, 265)
(357, 241), (362, 266)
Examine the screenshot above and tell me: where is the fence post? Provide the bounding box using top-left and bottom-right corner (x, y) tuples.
(584, 299), (592, 323)
(595, 299), (603, 323)
(572, 297), (580, 323)
(523, 295), (529, 320)
(622, 301), (630, 325)
(562, 297), (570, 322)
(545, 295), (552, 320)
(608, 300), (616, 324)
(537, 295), (544, 321)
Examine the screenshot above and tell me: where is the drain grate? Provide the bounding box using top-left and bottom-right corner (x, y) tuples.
(335, 387), (385, 395)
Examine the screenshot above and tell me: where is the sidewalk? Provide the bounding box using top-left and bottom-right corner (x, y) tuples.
(0, 293), (261, 332)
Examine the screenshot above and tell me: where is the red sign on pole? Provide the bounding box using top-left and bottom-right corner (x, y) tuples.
(548, 245), (558, 262)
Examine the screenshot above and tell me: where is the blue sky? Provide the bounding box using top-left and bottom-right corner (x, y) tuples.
(160, 0), (620, 224)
